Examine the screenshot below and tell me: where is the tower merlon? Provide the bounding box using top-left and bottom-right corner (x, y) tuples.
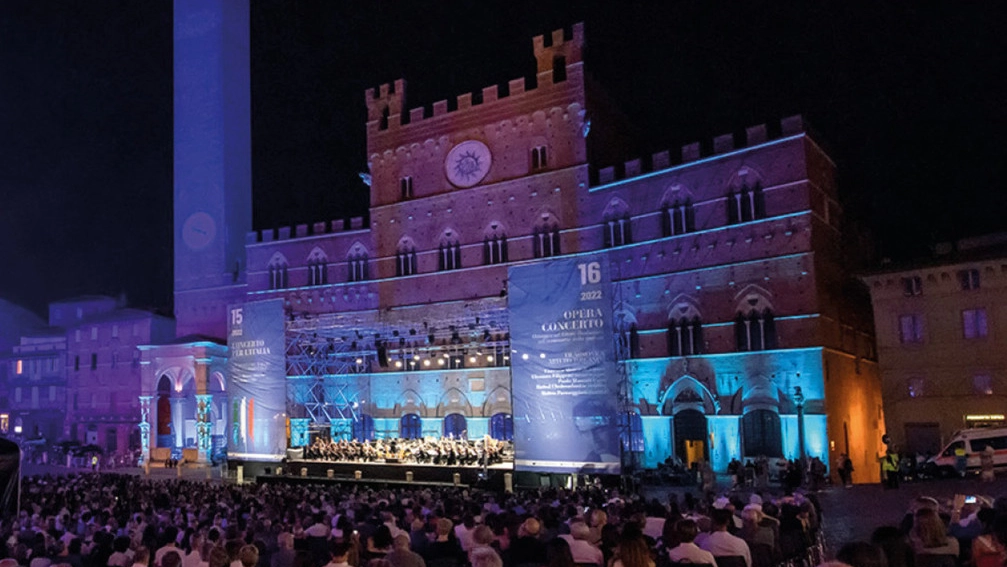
(295, 224), (309, 238)
(532, 22), (585, 73)
(781, 114), (805, 135)
(746, 124), (768, 145)
(482, 85), (498, 104)
(652, 150), (671, 170)
(508, 78), (526, 96)
(625, 158), (642, 178)
(682, 142), (701, 162)
(457, 92), (472, 111)
(714, 133), (735, 154)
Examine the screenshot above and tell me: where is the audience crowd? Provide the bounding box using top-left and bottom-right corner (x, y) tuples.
(4, 466), (1003, 567)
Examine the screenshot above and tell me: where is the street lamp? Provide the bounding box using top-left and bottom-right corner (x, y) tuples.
(793, 385), (806, 464)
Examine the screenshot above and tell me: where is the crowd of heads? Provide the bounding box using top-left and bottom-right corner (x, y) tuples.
(834, 493), (1007, 567)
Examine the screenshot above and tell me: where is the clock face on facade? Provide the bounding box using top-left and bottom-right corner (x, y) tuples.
(445, 140), (492, 188)
(182, 211), (217, 251)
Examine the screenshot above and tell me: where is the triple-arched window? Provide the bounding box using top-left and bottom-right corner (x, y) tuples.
(268, 254), (289, 290)
(396, 240), (418, 277)
(307, 248), (328, 286)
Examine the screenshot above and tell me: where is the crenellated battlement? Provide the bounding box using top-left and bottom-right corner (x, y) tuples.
(532, 22), (584, 74)
(365, 23), (585, 138)
(594, 115), (807, 185)
(247, 216), (368, 245)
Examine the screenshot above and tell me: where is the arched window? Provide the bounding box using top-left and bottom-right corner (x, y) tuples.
(533, 222), (561, 258)
(443, 414), (467, 439)
(668, 316), (704, 356)
(727, 182), (766, 224)
(348, 254), (368, 282)
(531, 145), (548, 171)
(489, 413), (513, 441)
(400, 176), (414, 200)
(662, 200), (695, 236)
(742, 409), (783, 457)
(735, 309), (777, 351)
(400, 414), (422, 439)
(602, 199), (633, 248)
(396, 240), (418, 277)
(156, 375), (173, 448)
(483, 223), (508, 265)
(307, 248), (328, 287)
(352, 415), (375, 442)
(268, 254), (289, 290)
(438, 230), (461, 271)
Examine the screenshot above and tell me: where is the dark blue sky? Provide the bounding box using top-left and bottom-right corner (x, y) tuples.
(1, 2), (1005, 317)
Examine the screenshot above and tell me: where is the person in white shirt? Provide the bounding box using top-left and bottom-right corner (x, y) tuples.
(559, 522), (604, 567)
(700, 510), (751, 567)
(667, 520), (717, 565)
(155, 527), (183, 567)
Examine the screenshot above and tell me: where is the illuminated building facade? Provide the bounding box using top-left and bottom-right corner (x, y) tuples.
(150, 2), (885, 479)
(862, 234), (1007, 457)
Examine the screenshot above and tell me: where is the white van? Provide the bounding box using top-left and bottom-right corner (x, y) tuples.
(927, 427), (1007, 477)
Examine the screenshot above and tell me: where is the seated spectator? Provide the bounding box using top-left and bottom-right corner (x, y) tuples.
(424, 519), (463, 567)
(610, 533), (653, 567)
(469, 548), (502, 567)
(386, 535), (425, 567)
(324, 542), (352, 567)
(910, 508), (959, 558)
(506, 518), (546, 567)
(972, 512), (1007, 567)
(666, 520), (716, 566)
(699, 509), (752, 567)
(559, 522), (603, 567)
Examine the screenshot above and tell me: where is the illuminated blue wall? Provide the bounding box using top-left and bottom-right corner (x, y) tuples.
(629, 348), (827, 471)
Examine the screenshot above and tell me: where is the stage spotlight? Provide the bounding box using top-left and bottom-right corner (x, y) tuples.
(423, 359), (431, 367)
(438, 359), (445, 366)
(539, 353), (546, 358)
(487, 355), (494, 362)
(355, 358), (363, 364)
(395, 361), (403, 368)
(522, 354), (529, 360)
(413, 354), (420, 360)
(469, 356), (477, 364)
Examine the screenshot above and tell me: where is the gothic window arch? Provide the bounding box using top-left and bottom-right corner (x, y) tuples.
(602, 199), (633, 248)
(661, 184), (696, 237)
(438, 229), (462, 271)
(733, 288), (777, 351)
(306, 247), (328, 287)
(726, 168), (766, 224)
(667, 300), (704, 356)
(396, 238), (418, 277)
(483, 222), (508, 265)
(268, 253), (289, 290)
(347, 243), (369, 282)
(533, 212), (561, 258)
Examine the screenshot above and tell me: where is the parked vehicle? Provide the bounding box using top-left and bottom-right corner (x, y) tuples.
(926, 427), (1007, 478)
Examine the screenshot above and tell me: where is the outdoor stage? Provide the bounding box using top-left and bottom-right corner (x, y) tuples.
(227, 456), (516, 489)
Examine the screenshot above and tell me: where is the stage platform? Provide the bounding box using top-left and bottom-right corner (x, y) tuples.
(227, 457), (513, 488)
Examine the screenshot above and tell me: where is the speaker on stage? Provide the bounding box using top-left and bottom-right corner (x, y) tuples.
(377, 345), (389, 367)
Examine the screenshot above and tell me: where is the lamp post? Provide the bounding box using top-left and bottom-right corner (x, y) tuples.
(793, 386), (807, 464)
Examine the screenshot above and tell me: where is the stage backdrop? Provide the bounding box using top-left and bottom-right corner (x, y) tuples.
(509, 255), (621, 474)
(227, 298), (287, 459)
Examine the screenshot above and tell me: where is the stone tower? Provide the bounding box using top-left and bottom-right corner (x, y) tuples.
(173, 0), (252, 338)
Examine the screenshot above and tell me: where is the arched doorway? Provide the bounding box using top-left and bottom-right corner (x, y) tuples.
(155, 375), (172, 448)
(742, 409), (783, 457)
(443, 414), (467, 439)
(673, 408), (708, 467)
(400, 414), (421, 439)
(489, 413), (513, 441)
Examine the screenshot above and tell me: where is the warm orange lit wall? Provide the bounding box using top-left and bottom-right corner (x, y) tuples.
(823, 349), (884, 484)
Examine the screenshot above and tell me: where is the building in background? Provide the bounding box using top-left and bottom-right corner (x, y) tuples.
(0, 298), (46, 442)
(862, 233), (1007, 458)
(147, 7), (885, 480)
(52, 296), (175, 455)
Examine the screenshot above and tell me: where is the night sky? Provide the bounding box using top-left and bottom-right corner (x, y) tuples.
(1, 2), (1005, 318)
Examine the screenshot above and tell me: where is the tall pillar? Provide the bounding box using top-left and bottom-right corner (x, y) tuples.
(196, 394), (214, 463)
(138, 396), (152, 464)
(170, 397), (185, 448)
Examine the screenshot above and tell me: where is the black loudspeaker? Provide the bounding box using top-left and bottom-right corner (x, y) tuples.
(377, 345), (389, 367)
